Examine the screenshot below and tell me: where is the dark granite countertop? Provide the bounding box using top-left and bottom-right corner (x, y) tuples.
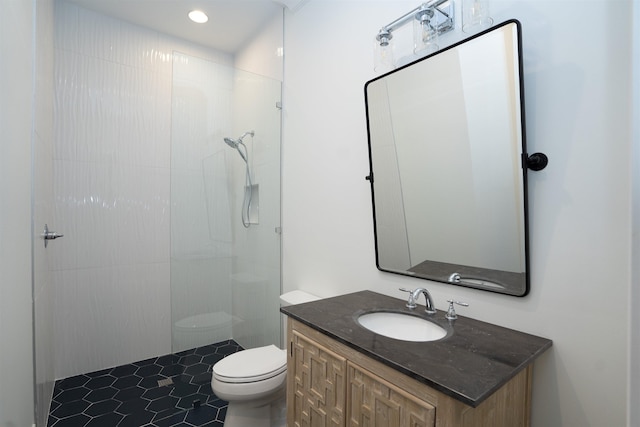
(281, 290), (552, 407)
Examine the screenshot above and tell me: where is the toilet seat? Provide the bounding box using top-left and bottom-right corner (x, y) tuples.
(213, 345), (286, 384)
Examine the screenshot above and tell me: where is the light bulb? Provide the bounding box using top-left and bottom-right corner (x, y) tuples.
(421, 21), (436, 43)
(188, 10), (208, 24)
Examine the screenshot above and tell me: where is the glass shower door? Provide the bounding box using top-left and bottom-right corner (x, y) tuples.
(170, 53), (282, 353)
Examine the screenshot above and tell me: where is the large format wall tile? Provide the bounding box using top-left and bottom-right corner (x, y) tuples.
(53, 0), (280, 378)
(53, 1), (231, 378)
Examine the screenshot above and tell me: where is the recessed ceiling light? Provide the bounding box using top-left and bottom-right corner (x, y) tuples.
(188, 10), (208, 24)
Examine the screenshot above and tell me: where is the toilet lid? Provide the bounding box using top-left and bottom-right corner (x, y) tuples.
(213, 345), (287, 383)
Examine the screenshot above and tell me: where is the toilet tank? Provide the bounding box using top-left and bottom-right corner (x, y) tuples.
(280, 290), (320, 307)
(280, 291), (320, 348)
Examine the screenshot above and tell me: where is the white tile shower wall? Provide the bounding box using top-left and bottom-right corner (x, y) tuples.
(170, 44), (283, 351)
(233, 16), (284, 353)
(53, 1), (233, 379)
(170, 53), (236, 352)
(235, 12), (284, 81)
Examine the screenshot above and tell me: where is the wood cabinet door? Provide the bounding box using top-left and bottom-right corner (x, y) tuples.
(347, 362), (436, 427)
(289, 330), (347, 427)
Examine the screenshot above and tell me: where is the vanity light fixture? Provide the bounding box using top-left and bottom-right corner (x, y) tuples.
(373, 28), (394, 72)
(461, 0), (493, 33)
(374, 0), (455, 71)
(188, 10), (209, 24)
(414, 4), (439, 54)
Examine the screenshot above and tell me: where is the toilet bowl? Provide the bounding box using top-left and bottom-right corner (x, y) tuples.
(211, 290), (320, 427)
(212, 345), (287, 427)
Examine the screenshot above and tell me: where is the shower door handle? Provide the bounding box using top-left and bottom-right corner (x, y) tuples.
(43, 224), (64, 248)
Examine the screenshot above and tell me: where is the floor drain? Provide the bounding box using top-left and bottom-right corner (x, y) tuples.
(157, 378), (174, 387)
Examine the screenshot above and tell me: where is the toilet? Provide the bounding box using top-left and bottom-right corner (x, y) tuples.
(211, 290), (320, 427)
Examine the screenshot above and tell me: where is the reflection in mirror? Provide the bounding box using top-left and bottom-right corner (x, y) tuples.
(365, 20), (529, 296)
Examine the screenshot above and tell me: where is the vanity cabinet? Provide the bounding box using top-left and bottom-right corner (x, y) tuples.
(288, 324), (347, 426)
(287, 319), (533, 427)
(348, 363), (436, 427)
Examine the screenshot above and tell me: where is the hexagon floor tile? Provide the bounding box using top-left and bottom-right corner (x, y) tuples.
(48, 340), (243, 427)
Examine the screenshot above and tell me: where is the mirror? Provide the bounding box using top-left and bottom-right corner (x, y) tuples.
(365, 20), (530, 296)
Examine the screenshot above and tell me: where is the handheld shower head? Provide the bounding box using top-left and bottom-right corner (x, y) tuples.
(223, 131), (254, 149)
(223, 130), (255, 163)
(221, 130), (256, 228)
(224, 137), (239, 149)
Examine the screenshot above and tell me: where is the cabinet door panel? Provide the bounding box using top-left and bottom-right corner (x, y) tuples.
(290, 330), (347, 427)
(348, 363), (435, 427)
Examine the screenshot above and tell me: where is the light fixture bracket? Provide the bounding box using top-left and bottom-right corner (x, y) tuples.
(376, 28), (393, 47)
(375, 0), (455, 47)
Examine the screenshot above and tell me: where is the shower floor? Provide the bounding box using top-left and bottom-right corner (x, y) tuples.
(47, 340), (243, 427)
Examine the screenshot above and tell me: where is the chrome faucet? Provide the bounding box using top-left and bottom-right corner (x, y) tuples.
(399, 288), (437, 315)
(448, 272), (461, 283)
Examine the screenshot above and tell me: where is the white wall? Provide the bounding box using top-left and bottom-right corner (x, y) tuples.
(235, 11), (284, 81)
(282, 1), (633, 426)
(0, 1), (36, 425)
(170, 52), (235, 353)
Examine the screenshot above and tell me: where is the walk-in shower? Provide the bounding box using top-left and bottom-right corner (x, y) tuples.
(23, 2), (284, 425)
(224, 131), (255, 228)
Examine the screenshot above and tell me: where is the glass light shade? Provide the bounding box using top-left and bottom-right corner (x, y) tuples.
(413, 15), (439, 54)
(462, 0), (493, 33)
(374, 38), (395, 73)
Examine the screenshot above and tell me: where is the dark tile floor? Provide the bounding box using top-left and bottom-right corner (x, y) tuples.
(47, 340), (243, 427)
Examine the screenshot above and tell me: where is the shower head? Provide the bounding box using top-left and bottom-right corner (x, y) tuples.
(224, 137), (239, 149)
(223, 131), (254, 149)
(223, 130), (254, 163)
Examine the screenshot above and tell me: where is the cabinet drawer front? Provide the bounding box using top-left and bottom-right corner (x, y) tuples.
(348, 363), (436, 427)
(290, 330), (347, 427)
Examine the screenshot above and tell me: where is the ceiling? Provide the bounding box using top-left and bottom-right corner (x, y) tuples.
(66, 0), (285, 54)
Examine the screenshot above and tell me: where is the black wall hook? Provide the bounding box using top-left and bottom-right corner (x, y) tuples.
(526, 153), (548, 171)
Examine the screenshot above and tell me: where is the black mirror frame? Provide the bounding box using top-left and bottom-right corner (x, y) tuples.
(364, 20), (547, 297)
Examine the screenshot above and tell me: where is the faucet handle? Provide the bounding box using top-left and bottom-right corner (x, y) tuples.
(399, 288), (417, 309)
(445, 299), (469, 320)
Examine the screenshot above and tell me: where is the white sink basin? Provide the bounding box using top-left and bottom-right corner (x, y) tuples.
(462, 278), (505, 290)
(357, 312), (447, 342)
